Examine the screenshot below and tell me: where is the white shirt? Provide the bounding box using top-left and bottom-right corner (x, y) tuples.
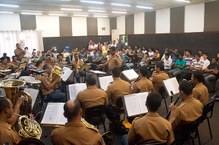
(163, 58), (173, 70)
(202, 59), (210, 69)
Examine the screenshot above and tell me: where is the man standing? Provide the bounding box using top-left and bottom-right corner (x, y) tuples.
(14, 43), (25, 61)
(51, 100), (104, 145)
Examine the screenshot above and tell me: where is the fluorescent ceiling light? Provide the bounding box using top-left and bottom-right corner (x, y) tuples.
(112, 11), (127, 14)
(74, 14), (88, 17)
(111, 3), (131, 7)
(0, 4), (19, 8)
(21, 12), (42, 15)
(93, 15), (108, 18)
(88, 10), (106, 13)
(61, 8), (82, 11)
(176, 0), (190, 3)
(49, 13), (68, 16)
(0, 11), (14, 14)
(80, 0), (104, 4)
(136, 5), (153, 10)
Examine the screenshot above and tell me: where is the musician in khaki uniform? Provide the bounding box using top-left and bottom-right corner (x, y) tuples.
(0, 97), (25, 145)
(51, 100), (105, 145)
(191, 71), (209, 105)
(14, 43), (25, 61)
(151, 62), (169, 92)
(132, 66), (153, 93)
(11, 56), (20, 70)
(36, 63), (66, 102)
(0, 58), (12, 70)
(168, 81), (203, 144)
(76, 74), (107, 110)
(128, 93), (174, 145)
(72, 54), (85, 83)
(100, 46), (123, 71)
(107, 68), (131, 106)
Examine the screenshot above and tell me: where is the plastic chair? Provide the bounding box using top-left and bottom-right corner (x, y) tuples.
(84, 105), (107, 132)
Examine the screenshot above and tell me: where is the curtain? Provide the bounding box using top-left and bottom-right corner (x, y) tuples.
(0, 30), (43, 59)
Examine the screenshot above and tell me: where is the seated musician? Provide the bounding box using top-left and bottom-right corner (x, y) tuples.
(76, 74), (107, 110)
(36, 64), (66, 102)
(150, 62), (169, 92)
(0, 53), (10, 62)
(72, 54), (85, 83)
(35, 60), (44, 70)
(0, 97), (25, 145)
(132, 66), (153, 93)
(11, 56), (20, 70)
(99, 46), (123, 73)
(191, 71), (209, 105)
(57, 54), (66, 68)
(0, 58), (12, 70)
(51, 100), (104, 145)
(128, 93), (174, 145)
(168, 81), (203, 144)
(106, 68), (131, 121)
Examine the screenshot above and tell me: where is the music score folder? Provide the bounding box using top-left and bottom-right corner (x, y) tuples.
(121, 69), (139, 82)
(123, 92), (149, 117)
(98, 75), (113, 91)
(67, 83), (87, 100)
(163, 77), (179, 96)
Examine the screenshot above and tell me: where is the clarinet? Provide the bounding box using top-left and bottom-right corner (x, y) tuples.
(164, 95), (180, 119)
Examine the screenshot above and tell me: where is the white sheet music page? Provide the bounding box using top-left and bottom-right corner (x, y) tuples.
(24, 88), (39, 109)
(124, 94), (141, 117)
(68, 83), (87, 100)
(61, 67), (73, 82)
(122, 69), (139, 81)
(99, 76), (113, 91)
(57, 104), (67, 125)
(163, 77), (179, 96)
(137, 92), (149, 114)
(41, 103), (64, 125)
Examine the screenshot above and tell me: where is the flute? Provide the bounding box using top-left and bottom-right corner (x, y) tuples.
(164, 95), (180, 119)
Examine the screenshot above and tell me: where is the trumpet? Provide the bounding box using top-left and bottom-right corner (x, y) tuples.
(14, 113), (42, 139)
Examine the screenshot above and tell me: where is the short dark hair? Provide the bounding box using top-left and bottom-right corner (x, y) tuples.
(12, 56), (16, 60)
(86, 74), (97, 85)
(156, 62), (164, 71)
(179, 81), (194, 96)
(112, 67), (121, 77)
(43, 63), (50, 70)
(35, 60), (43, 67)
(146, 93), (162, 112)
(64, 100), (81, 121)
(195, 53), (201, 58)
(0, 97), (10, 114)
(139, 66), (148, 77)
(165, 53), (170, 57)
(110, 46), (116, 51)
(192, 71), (204, 83)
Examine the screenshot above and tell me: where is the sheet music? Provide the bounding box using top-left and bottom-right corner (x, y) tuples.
(68, 83), (87, 100)
(61, 67), (73, 82)
(123, 92), (148, 117)
(99, 75), (113, 91)
(163, 77), (179, 96)
(24, 88), (39, 109)
(41, 103), (66, 125)
(89, 70), (106, 75)
(122, 69), (139, 81)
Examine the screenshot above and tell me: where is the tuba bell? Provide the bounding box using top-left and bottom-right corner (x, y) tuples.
(0, 79), (32, 115)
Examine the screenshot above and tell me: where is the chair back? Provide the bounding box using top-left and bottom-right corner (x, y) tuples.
(84, 105), (106, 125)
(116, 97), (124, 109)
(200, 99), (215, 122)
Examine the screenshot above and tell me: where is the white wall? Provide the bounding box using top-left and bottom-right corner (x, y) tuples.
(72, 17), (87, 36)
(134, 12), (145, 34)
(156, 8), (170, 33)
(117, 16), (125, 35)
(36, 15), (60, 37)
(0, 14), (21, 31)
(97, 18), (110, 35)
(184, 3), (205, 32)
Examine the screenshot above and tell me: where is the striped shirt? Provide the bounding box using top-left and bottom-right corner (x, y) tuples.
(184, 56), (194, 66)
(192, 59), (204, 69)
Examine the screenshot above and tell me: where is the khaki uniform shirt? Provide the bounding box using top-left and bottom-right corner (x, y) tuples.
(76, 86), (108, 110)
(106, 78), (131, 106)
(51, 119), (104, 145)
(151, 71), (169, 92)
(128, 113), (174, 145)
(169, 97), (203, 130)
(14, 48), (24, 61)
(107, 54), (123, 71)
(0, 121), (20, 145)
(192, 83), (209, 105)
(132, 77), (153, 93)
(0, 63), (11, 70)
(72, 59), (83, 73)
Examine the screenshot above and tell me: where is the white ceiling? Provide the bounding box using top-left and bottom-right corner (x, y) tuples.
(0, 0), (215, 17)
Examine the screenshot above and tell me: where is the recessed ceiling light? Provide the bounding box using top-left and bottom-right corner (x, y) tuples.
(73, 14), (88, 17)
(93, 15), (108, 18)
(176, 0), (190, 3)
(0, 11), (14, 14)
(0, 4), (19, 8)
(136, 5), (153, 10)
(111, 3), (131, 7)
(61, 8), (82, 11)
(112, 11), (127, 14)
(80, 0), (104, 4)
(49, 13), (68, 16)
(21, 12), (42, 15)
(88, 10), (106, 13)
